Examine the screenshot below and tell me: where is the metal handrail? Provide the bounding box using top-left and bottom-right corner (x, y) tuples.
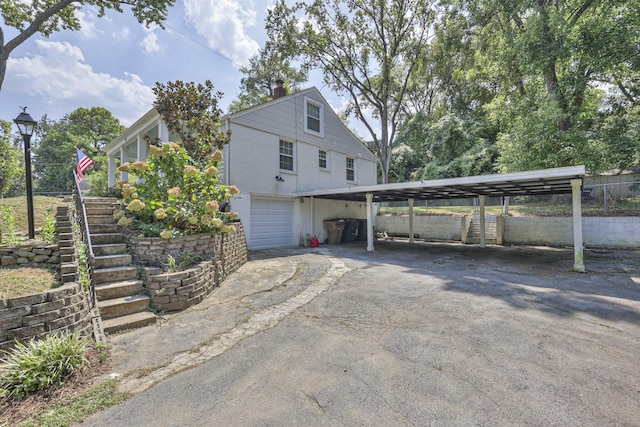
(72, 170), (96, 308)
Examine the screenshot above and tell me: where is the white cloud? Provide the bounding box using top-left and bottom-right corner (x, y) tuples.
(140, 31), (161, 55)
(76, 9), (98, 38)
(5, 40), (153, 126)
(183, 0), (260, 65)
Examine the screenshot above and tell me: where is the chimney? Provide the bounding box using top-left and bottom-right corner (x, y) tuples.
(273, 79), (286, 99)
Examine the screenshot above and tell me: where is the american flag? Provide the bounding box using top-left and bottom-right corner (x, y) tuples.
(76, 148), (94, 181)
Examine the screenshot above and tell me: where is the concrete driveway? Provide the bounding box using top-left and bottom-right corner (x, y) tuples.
(81, 242), (640, 426)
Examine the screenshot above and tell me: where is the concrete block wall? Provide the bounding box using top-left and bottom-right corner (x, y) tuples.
(375, 215), (639, 249)
(375, 215), (463, 241)
(503, 217), (574, 246)
(0, 282), (92, 352)
(130, 223), (248, 312)
(503, 216), (640, 248)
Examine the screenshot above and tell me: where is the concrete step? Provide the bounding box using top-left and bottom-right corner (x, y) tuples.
(94, 253), (132, 269)
(89, 223), (120, 234)
(59, 247), (75, 256)
(95, 279), (144, 300)
(85, 207), (115, 216)
(93, 265), (138, 284)
(58, 239), (75, 248)
(57, 226), (73, 234)
(97, 294), (151, 319)
(93, 243), (128, 257)
(467, 238), (498, 244)
(58, 232), (74, 241)
(60, 254), (75, 263)
(62, 272), (77, 283)
(102, 311), (156, 334)
(87, 215), (116, 225)
(61, 262), (78, 275)
(91, 233), (125, 245)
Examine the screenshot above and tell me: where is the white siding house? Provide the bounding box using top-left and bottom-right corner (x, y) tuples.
(104, 87), (378, 249)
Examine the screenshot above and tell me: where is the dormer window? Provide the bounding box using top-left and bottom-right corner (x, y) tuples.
(304, 97), (324, 137)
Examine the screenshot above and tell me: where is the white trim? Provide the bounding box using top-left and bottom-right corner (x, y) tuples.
(304, 96), (324, 137)
(279, 139), (296, 173)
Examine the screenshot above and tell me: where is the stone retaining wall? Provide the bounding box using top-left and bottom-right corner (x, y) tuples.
(0, 282), (93, 352)
(0, 243), (60, 266)
(129, 223), (248, 312)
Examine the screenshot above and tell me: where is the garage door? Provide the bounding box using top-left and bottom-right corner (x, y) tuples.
(250, 198), (294, 249)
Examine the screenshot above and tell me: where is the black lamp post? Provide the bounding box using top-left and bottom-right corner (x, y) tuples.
(14, 107), (37, 240)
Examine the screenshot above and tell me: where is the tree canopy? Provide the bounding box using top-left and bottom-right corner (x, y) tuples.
(0, 0), (175, 91)
(152, 80), (230, 167)
(254, 0), (639, 182)
(266, 0), (435, 184)
(32, 107), (123, 193)
(228, 43), (308, 113)
(0, 119), (23, 197)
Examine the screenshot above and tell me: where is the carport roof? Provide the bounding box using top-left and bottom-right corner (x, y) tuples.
(294, 165), (585, 202)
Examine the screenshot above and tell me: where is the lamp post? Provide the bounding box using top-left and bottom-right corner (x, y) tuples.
(14, 107), (37, 240)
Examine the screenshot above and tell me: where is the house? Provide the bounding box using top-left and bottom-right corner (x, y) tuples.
(104, 85), (378, 249)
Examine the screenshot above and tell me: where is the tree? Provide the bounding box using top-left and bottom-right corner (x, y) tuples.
(266, 0), (436, 183)
(33, 107), (123, 193)
(0, 119), (23, 197)
(0, 0), (175, 91)
(228, 43), (308, 113)
(445, 0), (640, 172)
(152, 80), (230, 166)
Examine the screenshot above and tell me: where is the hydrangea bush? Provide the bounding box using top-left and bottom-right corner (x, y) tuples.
(115, 142), (239, 238)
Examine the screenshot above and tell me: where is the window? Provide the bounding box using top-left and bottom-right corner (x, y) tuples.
(346, 157), (355, 181)
(279, 140), (294, 171)
(304, 97), (324, 136)
(307, 103), (320, 132)
(318, 150), (327, 169)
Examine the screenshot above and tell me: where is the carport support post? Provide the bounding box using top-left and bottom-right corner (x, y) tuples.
(408, 198), (414, 243)
(366, 193), (374, 251)
(479, 195), (486, 248)
(571, 179), (585, 272)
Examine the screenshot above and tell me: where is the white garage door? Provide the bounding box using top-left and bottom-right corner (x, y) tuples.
(250, 198), (294, 249)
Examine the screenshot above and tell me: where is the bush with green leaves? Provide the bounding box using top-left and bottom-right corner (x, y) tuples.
(115, 142), (240, 238)
(40, 211), (56, 243)
(0, 206), (18, 244)
(0, 332), (89, 399)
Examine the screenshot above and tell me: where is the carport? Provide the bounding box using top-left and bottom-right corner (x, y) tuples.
(294, 165), (586, 272)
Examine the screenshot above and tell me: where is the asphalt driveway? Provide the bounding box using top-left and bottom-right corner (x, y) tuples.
(81, 242), (640, 426)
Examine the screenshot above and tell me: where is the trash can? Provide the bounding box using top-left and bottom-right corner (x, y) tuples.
(342, 218), (358, 242)
(356, 219), (367, 241)
(323, 219), (345, 244)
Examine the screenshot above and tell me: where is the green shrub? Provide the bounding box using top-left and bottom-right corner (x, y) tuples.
(0, 332), (89, 399)
(40, 211), (56, 243)
(114, 142), (240, 238)
(0, 206), (18, 244)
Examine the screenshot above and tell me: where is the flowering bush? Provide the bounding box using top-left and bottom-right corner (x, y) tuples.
(115, 142), (240, 237)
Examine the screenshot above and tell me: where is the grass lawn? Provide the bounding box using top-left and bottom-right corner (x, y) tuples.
(0, 195), (68, 240)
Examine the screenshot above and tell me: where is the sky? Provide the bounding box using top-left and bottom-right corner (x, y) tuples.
(1, 0), (360, 134)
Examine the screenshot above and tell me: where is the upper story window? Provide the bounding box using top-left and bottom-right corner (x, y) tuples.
(346, 157), (355, 181)
(279, 140), (294, 171)
(304, 97), (324, 137)
(319, 150), (327, 169)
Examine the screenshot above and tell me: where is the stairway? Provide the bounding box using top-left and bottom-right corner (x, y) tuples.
(83, 197), (156, 334)
(466, 214), (498, 245)
(56, 206), (78, 284)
